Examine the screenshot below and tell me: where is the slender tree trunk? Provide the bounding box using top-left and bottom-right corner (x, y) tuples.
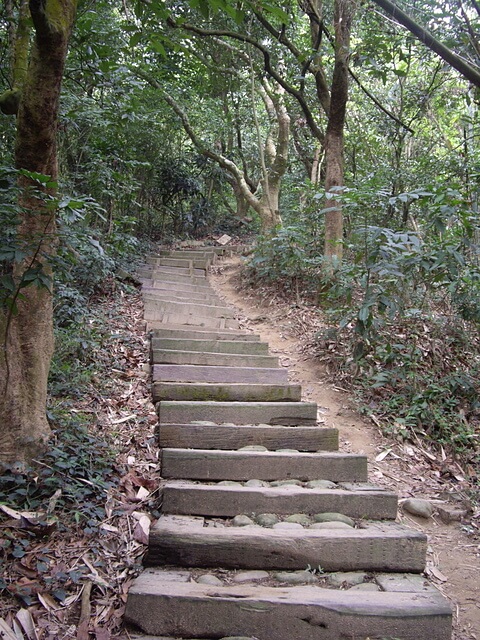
(323, 0), (356, 262)
(0, 0), (77, 465)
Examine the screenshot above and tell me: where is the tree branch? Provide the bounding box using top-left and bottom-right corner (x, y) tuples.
(166, 17), (325, 143)
(370, 0), (480, 87)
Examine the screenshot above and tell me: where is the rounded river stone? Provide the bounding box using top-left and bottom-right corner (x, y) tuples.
(272, 521), (304, 530)
(232, 515), (255, 527)
(327, 572), (368, 588)
(232, 570), (269, 583)
(313, 512), (355, 527)
(197, 574), (223, 586)
(244, 479), (269, 488)
(403, 498), (433, 519)
(285, 514), (312, 526)
(310, 521), (353, 530)
(255, 513), (279, 527)
(273, 570), (317, 585)
(305, 479), (337, 489)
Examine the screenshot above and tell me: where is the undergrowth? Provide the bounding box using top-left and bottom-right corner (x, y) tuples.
(245, 205), (480, 473)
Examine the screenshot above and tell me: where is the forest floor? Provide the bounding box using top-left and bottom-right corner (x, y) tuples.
(209, 254), (480, 640)
(0, 252), (479, 640)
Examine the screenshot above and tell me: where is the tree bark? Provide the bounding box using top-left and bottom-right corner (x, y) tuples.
(323, 0), (356, 261)
(0, 0), (77, 465)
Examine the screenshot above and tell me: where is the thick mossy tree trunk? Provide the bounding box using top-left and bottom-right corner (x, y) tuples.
(0, 0), (77, 465)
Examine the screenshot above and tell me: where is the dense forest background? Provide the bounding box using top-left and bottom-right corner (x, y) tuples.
(0, 0), (479, 465)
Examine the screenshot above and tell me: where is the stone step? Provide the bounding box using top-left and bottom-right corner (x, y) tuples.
(143, 279), (215, 293)
(146, 515), (427, 573)
(125, 568), (452, 640)
(151, 327), (260, 341)
(145, 300), (234, 319)
(150, 264), (207, 277)
(161, 480), (398, 519)
(147, 314), (241, 330)
(142, 289), (222, 304)
(151, 338), (269, 355)
(157, 401), (318, 425)
(152, 351), (279, 368)
(153, 364), (288, 384)
(161, 449), (367, 482)
(147, 257), (211, 269)
(153, 382), (302, 403)
(157, 249), (218, 260)
(146, 271), (207, 285)
(158, 423), (339, 451)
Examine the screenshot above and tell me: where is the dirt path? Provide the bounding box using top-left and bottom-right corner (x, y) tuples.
(209, 255), (480, 640)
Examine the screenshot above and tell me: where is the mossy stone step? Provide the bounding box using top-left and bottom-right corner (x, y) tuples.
(147, 515), (426, 572)
(151, 326), (260, 341)
(161, 480), (398, 519)
(157, 401), (317, 426)
(158, 423), (338, 452)
(151, 338), (269, 355)
(153, 382), (302, 403)
(153, 364), (287, 384)
(125, 569), (452, 640)
(161, 449), (367, 482)
(145, 299), (234, 319)
(152, 351), (279, 368)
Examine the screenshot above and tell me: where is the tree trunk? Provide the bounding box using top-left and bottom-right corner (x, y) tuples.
(0, 0), (77, 465)
(323, 0), (356, 262)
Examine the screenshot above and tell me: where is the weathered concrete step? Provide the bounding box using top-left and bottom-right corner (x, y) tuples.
(143, 289), (222, 304)
(150, 265), (206, 277)
(158, 423), (339, 451)
(146, 271), (207, 285)
(147, 314), (241, 330)
(161, 449), (367, 482)
(152, 351), (279, 368)
(151, 327), (260, 341)
(157, 249), (219, 260)
(145, 300), (234, 319)
(153, 382), (302, 403)
(153, 365), (287, 384)
(147, 257), (211, 269)
(151, 338), (269, 355)
(142, 279), (214, 293)
(161, 481), (398, 519)
(125, 569), (452, 640)
(147, 515), (427, 572)
(157, 401), (317, 425)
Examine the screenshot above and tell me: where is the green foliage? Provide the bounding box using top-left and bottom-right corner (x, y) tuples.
(0, 411), (115, 527)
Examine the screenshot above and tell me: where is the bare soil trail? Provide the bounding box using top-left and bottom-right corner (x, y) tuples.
(209, 254), (480, 640)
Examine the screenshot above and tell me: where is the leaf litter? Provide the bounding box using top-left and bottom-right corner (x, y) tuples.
(0, 288), (159, 639)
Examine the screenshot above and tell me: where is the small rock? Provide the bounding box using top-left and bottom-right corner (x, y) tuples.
(218, 481), (243, 487)
(232, 515), (255, 527)
(436, 504), (468, 524)
(348, 582), (381, 591)
(310, 522), (353, 530)
(272, 522), (304, 530)
(232, 570), (269, 583)
(403, 498), (434, 519)
(313, 513), (355, 527)
(197, 574), (223, 586)
(305, 479), (337, 489)
(273, 570), (316, 584)
(327, 572), (367, 588)
(270, 479), (303, 487)
(255, 513), (279, 527)
(275, 449), (299, 453)
(238, 445), (268, 452)
(285, 514), (311, 526)
(245, 479), (269, 488)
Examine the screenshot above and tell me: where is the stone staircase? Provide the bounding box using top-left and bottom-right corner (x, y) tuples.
(126, 247), (453, 640)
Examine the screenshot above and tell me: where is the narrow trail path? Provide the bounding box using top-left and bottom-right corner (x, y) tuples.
(125, 247), (456, 640)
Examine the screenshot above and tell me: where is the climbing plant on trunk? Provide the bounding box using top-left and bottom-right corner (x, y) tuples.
(0, 0), (77, 465)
